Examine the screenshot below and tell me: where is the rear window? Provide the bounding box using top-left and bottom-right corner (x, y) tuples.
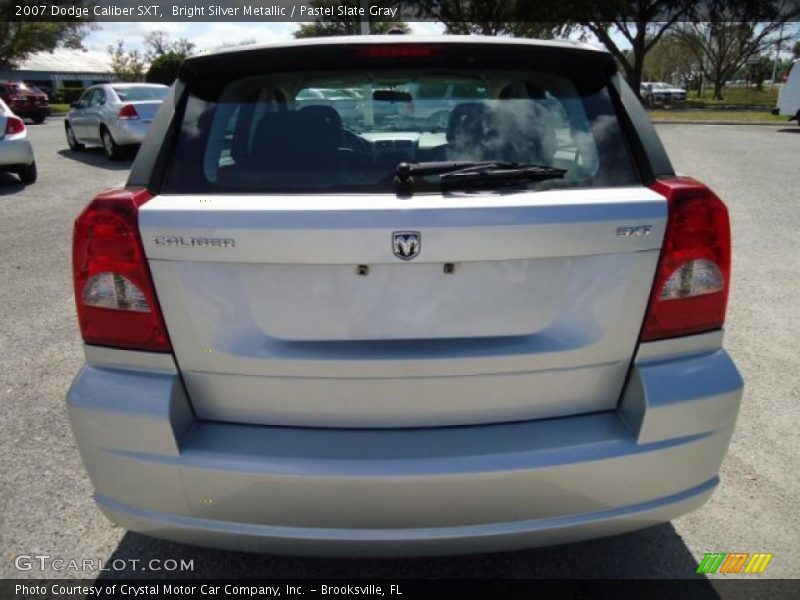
(112, 86), (168, 102)
(164, 67), (638, 194)
(6, 83), (45, 94)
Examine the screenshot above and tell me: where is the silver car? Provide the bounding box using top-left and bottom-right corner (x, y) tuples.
(640, 82), (670, 104)
(65, 83), (169, 160)
(0, 98), (36, 183)
(67, 37), (742, 556)
(653, 81), (687, 101)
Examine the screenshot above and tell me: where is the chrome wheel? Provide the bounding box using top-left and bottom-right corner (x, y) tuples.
(102, 131), (113, 157)
(66, 124), (83, 151)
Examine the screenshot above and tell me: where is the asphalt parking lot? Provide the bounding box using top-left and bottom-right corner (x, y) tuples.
(1, 118), (798, 582)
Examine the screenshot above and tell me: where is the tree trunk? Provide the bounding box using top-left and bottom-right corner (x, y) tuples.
(624, 49), (646, 99)
(713, 80), (724, 100)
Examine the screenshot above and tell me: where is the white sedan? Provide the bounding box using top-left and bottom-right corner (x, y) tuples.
(0, 97), (36, 183)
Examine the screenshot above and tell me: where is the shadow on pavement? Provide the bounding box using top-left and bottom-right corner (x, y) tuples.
(97, 523), (715, 588)
(57, 148), (133, 171)
(777, 127), (800, 134)
(0, 172), (27, 195)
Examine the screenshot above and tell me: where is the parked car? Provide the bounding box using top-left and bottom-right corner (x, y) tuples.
(656, 82), (688, 101)
(65, 83), (169, 160)
(641, 81), (686, 103)
(405, 79), (490, 128)
(0, 81), (50, 123)
(774, 59), (800, 123)
(640, 81), (669, 104)
(296, 87), (364, 122)
(67, 36), (742, 556)
(0, 98), (37, 183)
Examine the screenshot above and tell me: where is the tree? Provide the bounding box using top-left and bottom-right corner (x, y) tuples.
(414, 0), (559, 37)
(674, 1), (799, 99)
(141, 31), (195, 84)
(145, 51), (183, 85)
(294, 0), (410, 37)
(0, 0), (91, 69)
(747, 55), (774, 90)
(417, 0), (694, 95)
(295, 20), (410, 37)
(644, 33), (703, 91)
(109, 31), (195, 84)
(793, 41), (800, 58)
(560, 0), (695, 96)
(143, 30), (194, 62)
(108, 40), (146, 82)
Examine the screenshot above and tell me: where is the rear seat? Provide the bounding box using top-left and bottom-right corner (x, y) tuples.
(249, 105), (348, 171)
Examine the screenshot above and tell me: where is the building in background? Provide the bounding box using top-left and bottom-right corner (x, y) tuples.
(0, 49), (114, 99)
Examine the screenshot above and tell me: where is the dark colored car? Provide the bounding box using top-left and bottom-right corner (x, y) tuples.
(0, 81), (50, 123)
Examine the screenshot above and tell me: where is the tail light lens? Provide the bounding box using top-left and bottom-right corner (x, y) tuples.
(72, 189), (171, 352)
(117, 104), (139, 120)
(640, 177), (731, 341)
(4, 116), (25, 135)
(352, 44), (444, 59)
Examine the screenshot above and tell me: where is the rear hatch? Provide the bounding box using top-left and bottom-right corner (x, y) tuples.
(138, 39), (666, 428)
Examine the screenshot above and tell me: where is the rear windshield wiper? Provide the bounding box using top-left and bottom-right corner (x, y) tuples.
(394, 161), (566, 196)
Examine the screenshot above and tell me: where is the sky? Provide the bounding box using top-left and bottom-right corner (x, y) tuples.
(82, 21), (450, 54)
(80, 21), (798, 59)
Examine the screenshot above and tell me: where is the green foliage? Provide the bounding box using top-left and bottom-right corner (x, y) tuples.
(52, 87), (85, 104)
(416, 0), (697, 94)
(649, 109), (785, 122)
(692, 85), (779, 105)
(142, 30), (194, 62)
(295, 20), (410, 37)
(145, 52), (184, 85)
(746, 55), (775, 90)
(415, 0), (800, 99)
(108, 40), (146, 82)
(0, 0), (91, 69)
(110, 30), (194, 84)
(674, 20), (791, 100)
(643, 33), (702, 90)
(48, 103), (72, 114)
(414, 0), (561, 37)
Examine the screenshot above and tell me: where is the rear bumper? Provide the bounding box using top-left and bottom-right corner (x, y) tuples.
(0, 138), (34, 167)
(107, 119), (151, 146)
(66, 334), (742, 556)
(8, 102), (49, 118)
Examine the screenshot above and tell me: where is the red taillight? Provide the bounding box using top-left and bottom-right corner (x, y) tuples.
(4, 116), (25, 135)
(72, 188), (171, 352)
(353, 44), (443, 59)
(117, 104), (139, 120)
(640, 177), (731, 342)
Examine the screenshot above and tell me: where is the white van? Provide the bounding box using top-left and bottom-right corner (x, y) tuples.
(775, 59), (800, 121)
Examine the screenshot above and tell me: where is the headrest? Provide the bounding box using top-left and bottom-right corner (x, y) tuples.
(298, 105), (344, 148)
(446, 102), (488, 144)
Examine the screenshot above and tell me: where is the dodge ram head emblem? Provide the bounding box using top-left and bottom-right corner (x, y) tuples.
(392, 231), (421, 260)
